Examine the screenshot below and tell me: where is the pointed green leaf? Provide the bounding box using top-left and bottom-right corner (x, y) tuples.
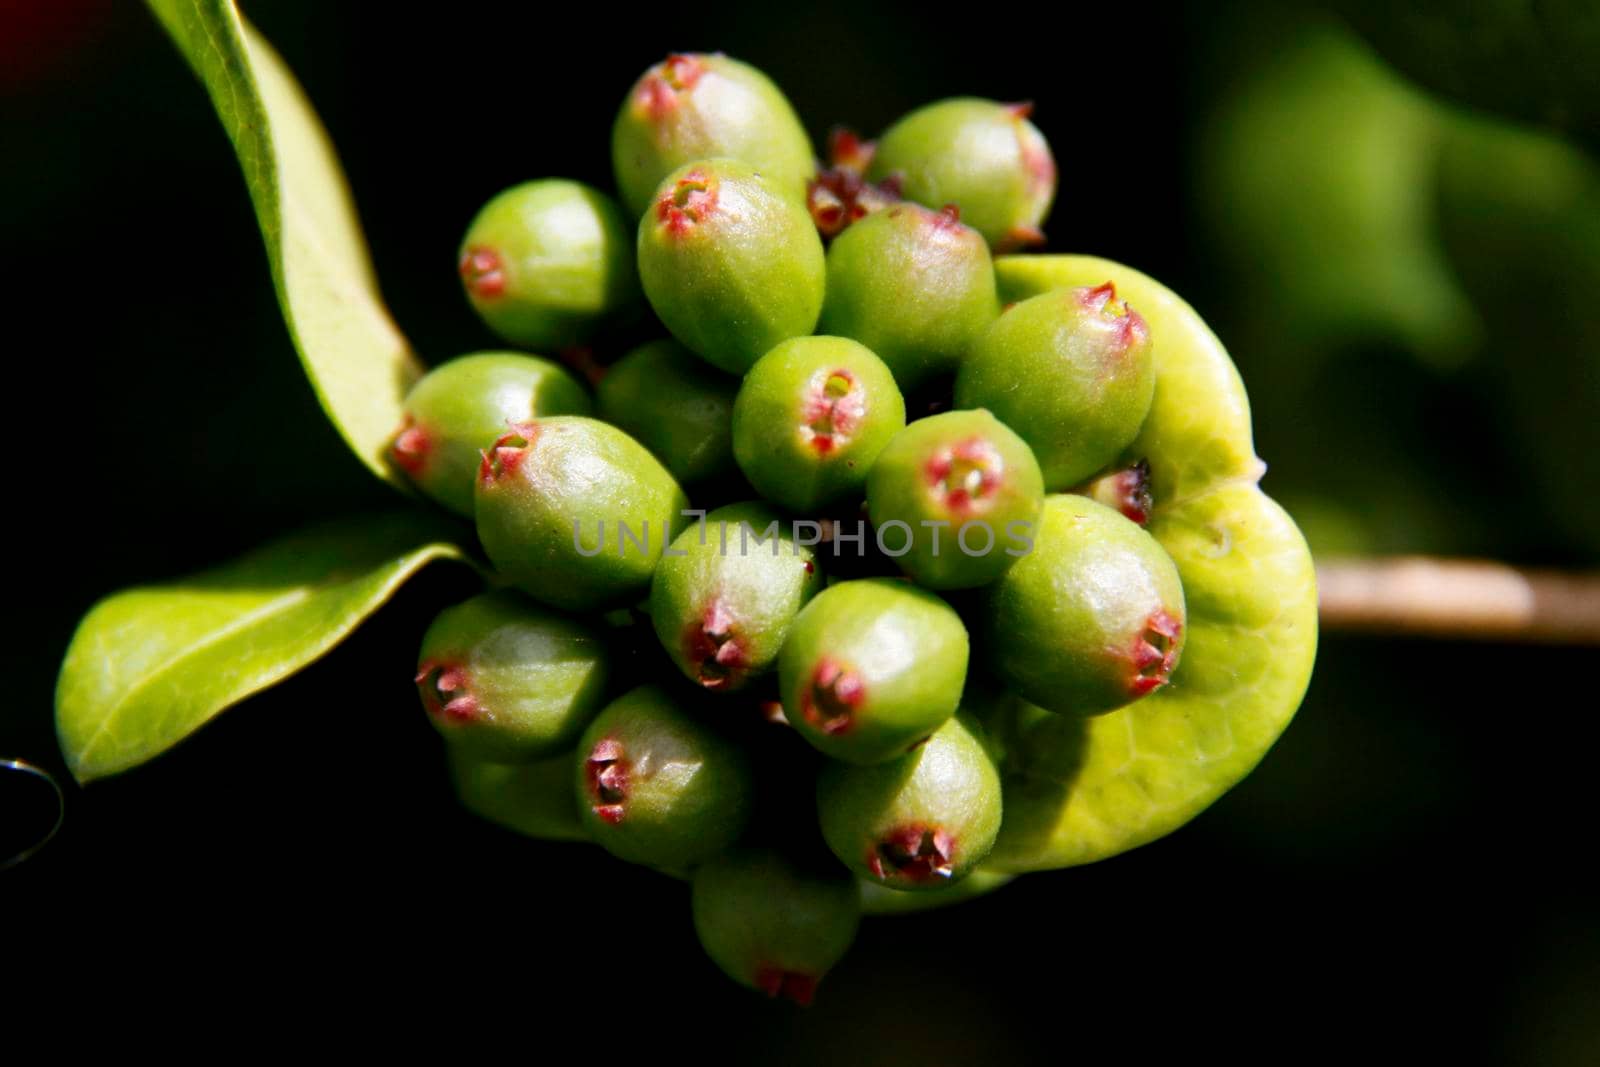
(56, 514), (467, 783)
(146, 0), (422, 486)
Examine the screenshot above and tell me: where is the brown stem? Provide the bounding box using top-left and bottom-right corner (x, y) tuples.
(1316, 557), (1600, 645)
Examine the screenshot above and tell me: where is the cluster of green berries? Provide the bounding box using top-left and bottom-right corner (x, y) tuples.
(396, 52), (1188, 1004)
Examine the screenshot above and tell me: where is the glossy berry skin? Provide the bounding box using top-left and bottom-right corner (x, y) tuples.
(779, 578), (968, 764)
(574, 685), (754, 869)
(692, 848), (860, 1006)
(612, 53), (815, 219)
(448, 746), (588, 843)
(979, 495), (1186, 717)
(956, 283), (1156, 490)
(391, 352), (591, 518)
(637, 159), (826, 374)
(818, 203), (1001, 389)
(866, 99), (1056, 250)
(474, 416), (690, 612)
(732, 336), (906, 513)
(415, 591), (610, 761)
(458, 180), (640, 350)
(816, 712), (1002, 890)
(650, 502), (823, 693)
(865, 409), (1044, 590)
(596, 339), (739, 487)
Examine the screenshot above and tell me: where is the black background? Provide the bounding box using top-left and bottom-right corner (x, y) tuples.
(4, 2), (1598, 1058)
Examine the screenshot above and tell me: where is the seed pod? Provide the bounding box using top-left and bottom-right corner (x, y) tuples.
(574, 685), (754, 868)
(779, 578), (968, 764)
(612, 53), (816, 219)
(692, 848), (860, 1005)
(595, 339), (740, 487)
(637, 159), (826, 374)
(390, 352), (591, 517)
(867, 98), (1056, 250)
(415, 591), (611, 761)
(650, 502), (823, 693)
(956, 283), (1156, 489)
(458, 180), (639, 350)
(816, 712), (1002, 890)
(447, 746), (588, 843)
(732, 336), (906, 513)
(979, 495), (1186, 716)
(865, 409), (1044, 589)
(818, 203), (1000, 388)
(474, 416), (690, 612)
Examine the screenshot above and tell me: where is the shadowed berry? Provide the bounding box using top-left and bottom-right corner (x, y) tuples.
(865, 409), (1044, 589)
(416, 591), (611, 761)
(573, 685), (754, 868)
(956, 283), (1156, 489)
(732, 336), (906, 513)
(458, 180), (639, 350)
(979, 495), (1186, 716)
(474, 416), (690, 612)
(650, 502), (823, 692)
(816, 713), (1002, 890)
(596, 339), (741, 487)
(867, 98), (1056, 250)
(447, 746), (588, 843)
(692, 848), (860, 1005)
(779, 578), (968, 764)
(637, 159), (826, 374)
(391, 352), (591, 517)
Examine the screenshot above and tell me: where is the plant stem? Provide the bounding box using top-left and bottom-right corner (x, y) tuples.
(1316, 557), (1600, 644)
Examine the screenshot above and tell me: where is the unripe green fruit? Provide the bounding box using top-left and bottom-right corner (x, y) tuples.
(692, 848), (860, 1005)
(595, 339), (739, 487)
(651, 502), (823, 693)
(866, 98), (1056, 249)
(612, 53), (815, 218)
(779, 578), (968, 764)
(415, 591), (611, 761)
(448, 746), (587, 843)
(979, 495), (1186, 716)
(818, 203), (1001, 388)
(956, 283), (1156, 489)
(458, 180), (639, 350)
(732, 336), (906, 513)
(637, 159), (826, 374)
(574, 685), (754, 868)
(865, 409), (1043, 589)
(391, 353), (591, 518)
(816, 712), (1002, 890)
(474, 416), (690, 612)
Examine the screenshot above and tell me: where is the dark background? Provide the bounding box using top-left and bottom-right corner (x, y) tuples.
(4, 1), (1598, 1057)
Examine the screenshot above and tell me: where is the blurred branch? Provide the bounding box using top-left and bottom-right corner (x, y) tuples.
(1317, 557), (1600, 645)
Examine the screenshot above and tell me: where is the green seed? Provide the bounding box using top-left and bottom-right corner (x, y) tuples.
(596, 339), (739, 487)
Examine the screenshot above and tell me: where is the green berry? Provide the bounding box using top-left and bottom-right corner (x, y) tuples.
(612, 53), (815, 219)
(415, 591), (610, 761)
(956, 283), (1156, 489)
(458, 180), (639, 350)
(448, 746), (587, 843)
(732, 336), (906, 513)
(817, 203), (1001, 389)
(390, 352), (591, 518)
(979, 495), (1186, 716)
(816, 712), (1002, 890)
(692, 848), (860, 1005)
(637, 159), (826, 374)
(650, 502), (823, 693)
(866, 98), (1056, 250)
(474, 416), (690, 612)
(596, 339), (739, 487)
(779, 578), (968, 764)
(574, 685), (754, 868)
(865, 409), (1043, 589)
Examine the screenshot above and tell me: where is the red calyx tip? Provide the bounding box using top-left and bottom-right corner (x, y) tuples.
(1004, 100), (1035, 120)
(478, 421), (539, 486)
(996, 225), (1047, 252)
(807, 166), (901, 238)
(657, 171), (718, 235)
(586, 738), (630, 823)
(1129, 608), (1182, 696)
(802, 659), (865, 735)
(925, 437), (1004, 514)
(638, 54), (705, 117)
(459, 247), (506, 299)
(801, 369), (863, 453)
(417, 663), (479, 722)
(391, 415), (431, 476)
(686, 597), (748, 689)
(869, 825), (955, 882)
(755, 967), (818, 1006)
(828, 127), (875, 173)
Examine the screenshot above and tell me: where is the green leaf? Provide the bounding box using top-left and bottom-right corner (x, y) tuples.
(56, 514), (466, 783)
(145, 0), (422, 486)
(986, 255), (1320, 872)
